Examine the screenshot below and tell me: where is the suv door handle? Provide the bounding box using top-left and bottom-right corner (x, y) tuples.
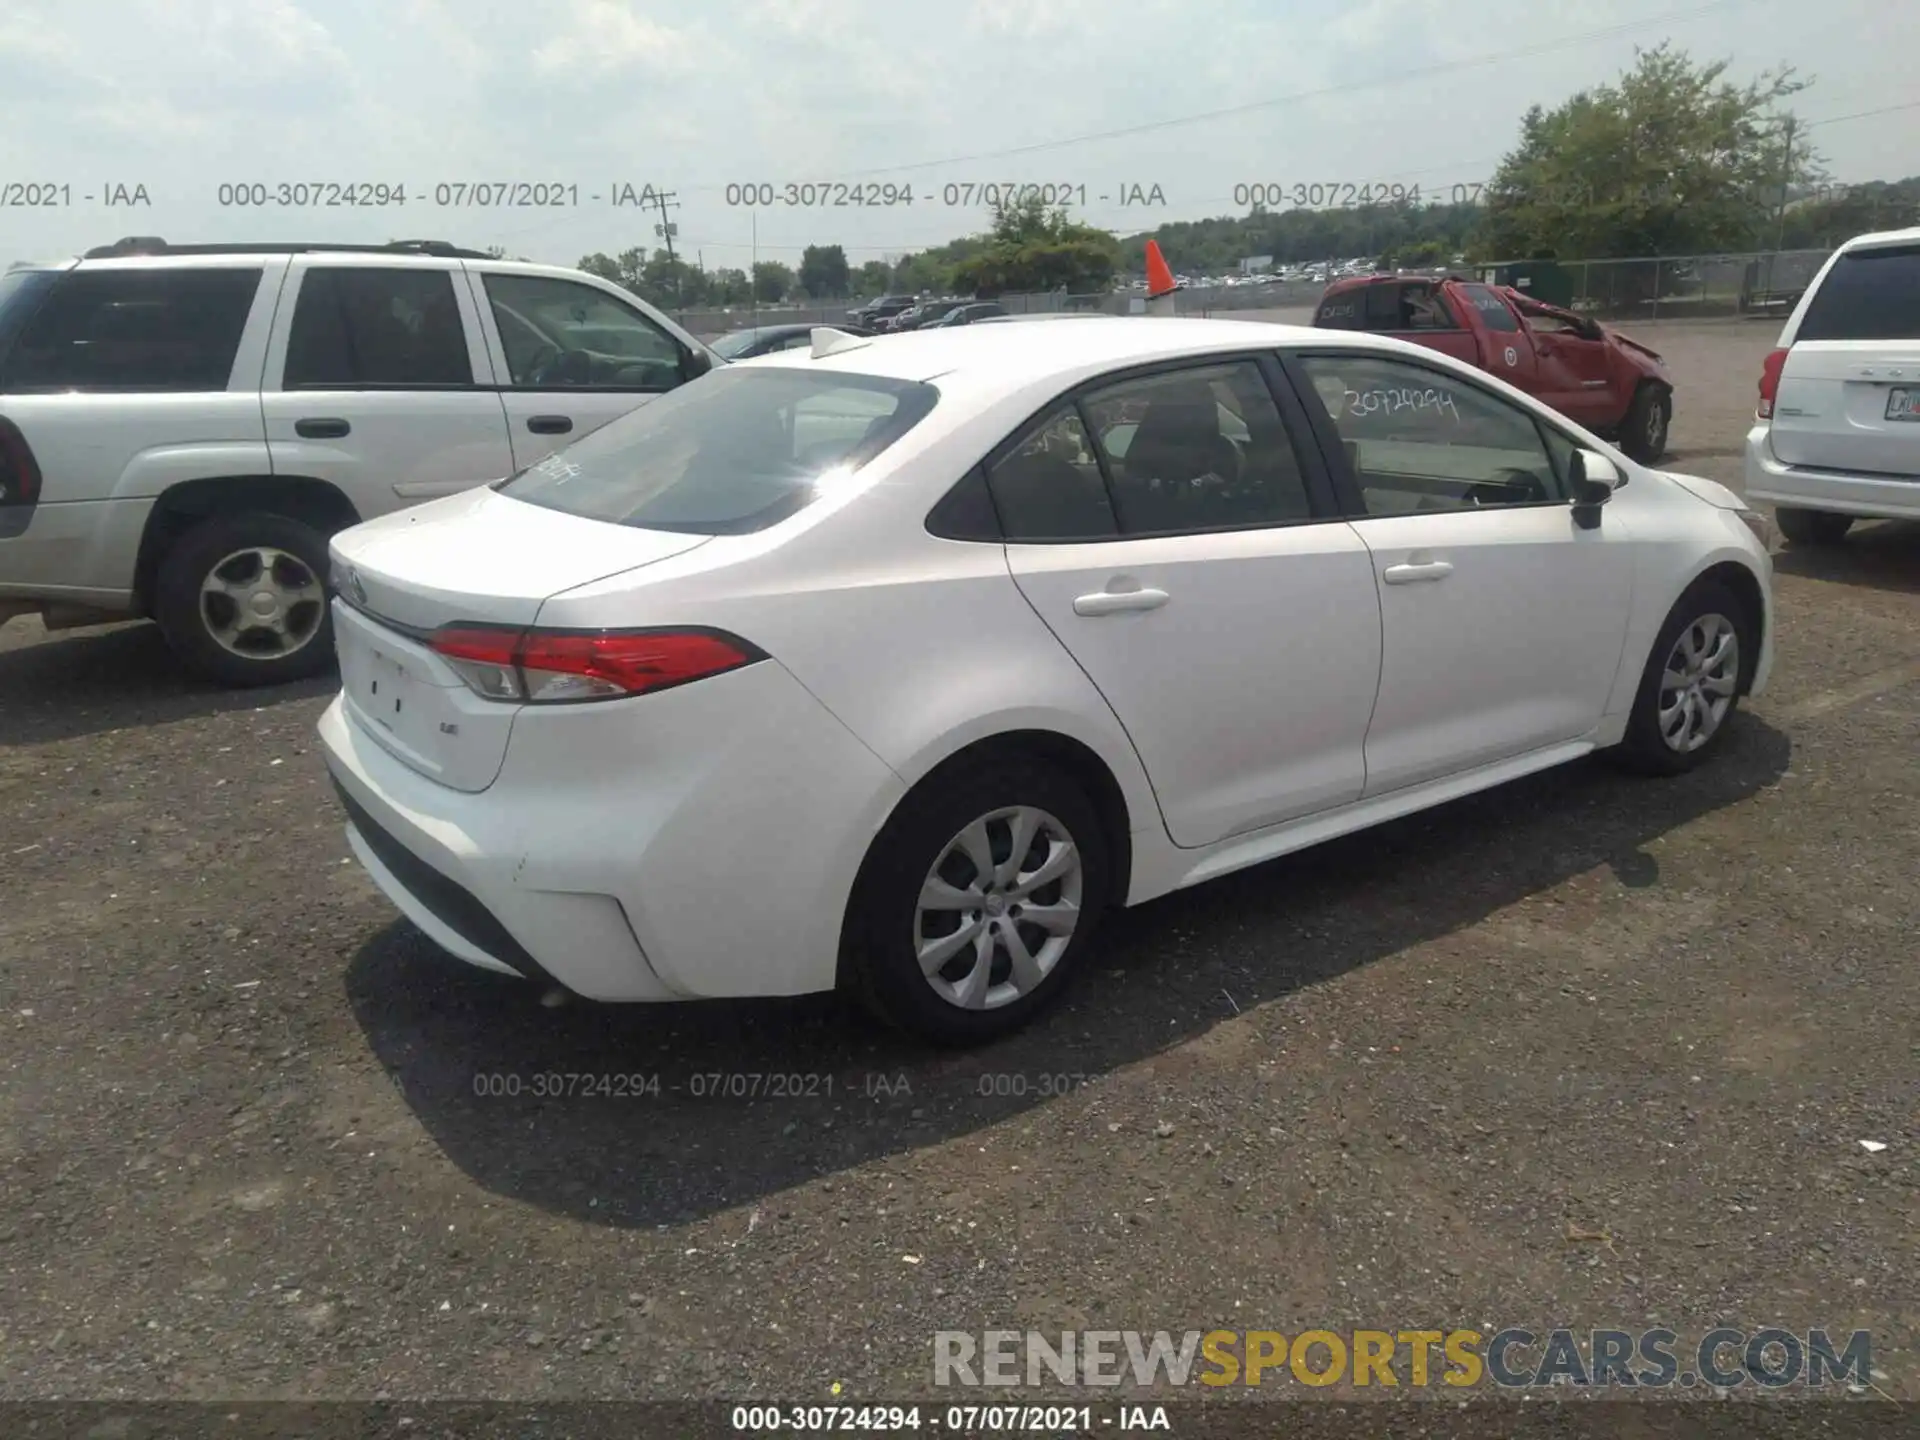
(1382, 560), (1453, 584)
(294, 417), (350, 439)
(526, 415), (573, 435)
(1073, 587), (1170, 616)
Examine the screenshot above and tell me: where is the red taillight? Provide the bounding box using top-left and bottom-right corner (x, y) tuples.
(429, 624), (763, 703)
(0, 417), (42, 506)
(1756, 346), (1789, 420)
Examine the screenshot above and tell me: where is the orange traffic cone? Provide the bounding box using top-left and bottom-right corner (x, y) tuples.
(1144, 239), (1177, 315)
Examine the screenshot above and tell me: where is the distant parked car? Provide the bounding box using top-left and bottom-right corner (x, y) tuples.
(851, 296), (917, 330)
(931, 302), (1009, 327)
(893, 300), (970, 332)
(712, 322), (870, 360)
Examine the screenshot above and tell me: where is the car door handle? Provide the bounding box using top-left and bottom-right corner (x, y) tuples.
(1073, 587), (1170, 616)
(294, 417), (350, 439)
(1382, 561), (1453, 584)
(526, 415), (574, 435)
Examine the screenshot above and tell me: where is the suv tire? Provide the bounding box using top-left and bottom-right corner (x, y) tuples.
(1774, 507), (1854, 547)
(155, 513), (336, 687)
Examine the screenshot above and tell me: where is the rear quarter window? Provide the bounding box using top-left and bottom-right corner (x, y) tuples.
(1796, 245), (1920, 342)
(497, 366), (938, 534)
(1, 267), (262, 392)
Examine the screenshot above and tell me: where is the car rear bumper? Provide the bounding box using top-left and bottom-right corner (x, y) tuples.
(1744, 425), (1920, 520)
(317, 656), (906, 1003)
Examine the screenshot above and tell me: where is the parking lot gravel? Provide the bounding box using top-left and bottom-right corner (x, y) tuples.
(1, 317), (1915, 1405)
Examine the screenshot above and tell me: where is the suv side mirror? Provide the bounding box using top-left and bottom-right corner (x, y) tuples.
(682, 346), (715, 379)
(1569, 447), (1619, 529)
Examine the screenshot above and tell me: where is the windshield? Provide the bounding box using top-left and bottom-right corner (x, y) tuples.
(497, 367), (937, 534)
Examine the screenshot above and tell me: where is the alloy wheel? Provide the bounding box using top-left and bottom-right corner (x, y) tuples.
(199, 547), (326, 659)
(914, 805), (1084, 1011)
(1658, 612), (1739, 753)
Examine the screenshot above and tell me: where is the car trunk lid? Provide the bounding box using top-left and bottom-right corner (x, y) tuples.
(1769, 340), (1920, 474)
(329, 487), (712, 791)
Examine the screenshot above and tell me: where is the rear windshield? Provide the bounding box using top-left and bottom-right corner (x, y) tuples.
(709, 329), (769, 359)
(1797, 245), (1920, 342)
(497, 366), (939, 535)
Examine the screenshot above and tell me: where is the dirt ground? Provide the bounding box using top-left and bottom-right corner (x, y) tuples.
(1, 318), (1915, 1409)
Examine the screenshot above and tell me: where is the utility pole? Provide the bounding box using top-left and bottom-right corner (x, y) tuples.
(651, 188), (681, 308)
(1774, 116), (1795, 255)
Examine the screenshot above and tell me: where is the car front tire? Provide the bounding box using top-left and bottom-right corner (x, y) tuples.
(154, 513), (336, 688)
(1619, 382), (1672, 464)
(1608, 578), (1753, 776)
(842, 753), (1112, 1047)
(1774, 507), (1854, 546)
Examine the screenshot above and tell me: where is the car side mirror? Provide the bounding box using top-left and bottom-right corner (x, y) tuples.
(1569, 447), (1619, 529)
(682, 347), (715, 379)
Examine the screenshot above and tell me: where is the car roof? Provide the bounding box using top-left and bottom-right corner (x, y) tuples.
(743, 316), (1335, 391)
(1833, 224), (1920, 254)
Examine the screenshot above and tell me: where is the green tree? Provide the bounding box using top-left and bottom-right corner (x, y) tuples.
(950, 193), (1119, 295)
(854, 259), (893, 295)
(1776, 176), (1920, 249)
(752, 261), (795, 303)
(798, 244), (852, 299)
(1474, 43), (1822, 259)
(709, 267), (753, 306)
(577, 248), (647, 291)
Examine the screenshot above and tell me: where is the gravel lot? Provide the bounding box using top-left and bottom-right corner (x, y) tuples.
(1, 317), (1915, 1408)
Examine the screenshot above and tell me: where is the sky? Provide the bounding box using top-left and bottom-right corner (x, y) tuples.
(1, 0), (1915, 270)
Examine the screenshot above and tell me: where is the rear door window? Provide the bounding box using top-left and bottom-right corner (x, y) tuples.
(1313, 291), (1367, 329)
(1796, 245), (1920, 341)
(283, 267), (473, 388)
(1, 267), (262, 392)
(497, 367), (937, 534)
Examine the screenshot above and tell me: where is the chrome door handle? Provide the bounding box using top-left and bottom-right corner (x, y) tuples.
(1073, 587), (1170, 616)
(1382, 561), (1453, 584)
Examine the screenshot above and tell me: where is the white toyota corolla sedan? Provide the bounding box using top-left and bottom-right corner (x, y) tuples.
(318, 317), (1774, 1045)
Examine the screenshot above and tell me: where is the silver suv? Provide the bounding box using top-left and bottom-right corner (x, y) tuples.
(1745, 226), (1920, 545)
(0, 238), (717, 685)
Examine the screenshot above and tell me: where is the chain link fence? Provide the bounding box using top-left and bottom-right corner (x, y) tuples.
(670, 248), (1838, 337)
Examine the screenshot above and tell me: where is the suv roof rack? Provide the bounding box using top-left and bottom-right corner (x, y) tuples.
(81, 237), (495, 260)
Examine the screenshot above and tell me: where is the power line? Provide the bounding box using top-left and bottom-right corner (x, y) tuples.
(788, 0), (1757, 180)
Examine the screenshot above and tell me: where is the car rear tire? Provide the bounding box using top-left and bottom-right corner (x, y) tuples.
(842, 754), (1112, 1047)
(1774, 507), (1854, 547)
(154, 513), (336, 688)
(1619, 383), (1672, 463)
(1607, 578), (1752, 776)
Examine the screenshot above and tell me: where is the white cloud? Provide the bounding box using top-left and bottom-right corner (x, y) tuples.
(530, 0), (695, 78)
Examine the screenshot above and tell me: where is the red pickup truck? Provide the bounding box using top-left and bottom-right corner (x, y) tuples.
(1311, 275), (1675, 462)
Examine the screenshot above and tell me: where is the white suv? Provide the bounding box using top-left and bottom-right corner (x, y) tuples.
(1745, 225), (1920, 545)
(0, 238), (718, 685)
